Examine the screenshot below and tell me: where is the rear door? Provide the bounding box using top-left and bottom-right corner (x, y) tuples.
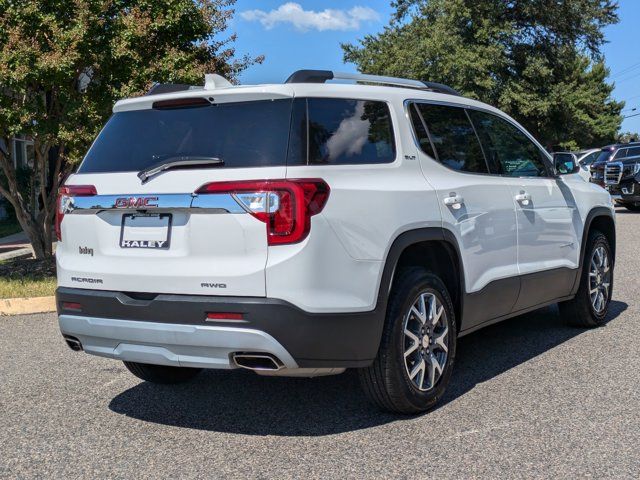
(468, 109), (581, 310)
(410, 102), (520, 329)
(57, 93), (294, 296)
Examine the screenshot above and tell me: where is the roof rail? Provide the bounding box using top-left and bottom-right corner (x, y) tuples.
(284, 69), (460, 96)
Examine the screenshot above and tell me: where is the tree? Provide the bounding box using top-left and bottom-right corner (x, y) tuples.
(617, 131), (639, 143)
(343, 0), (623, 150)
(0, 0), (262, 258)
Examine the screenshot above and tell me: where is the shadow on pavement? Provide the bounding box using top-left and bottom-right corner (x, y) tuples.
(613, 205), (640, 215)
(109, 300), (627, 436)
(438, 300), (626, 409)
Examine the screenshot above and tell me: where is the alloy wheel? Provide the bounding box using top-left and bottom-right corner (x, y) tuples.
(589, 245), (611, 314)
(403, 291), (449, 392)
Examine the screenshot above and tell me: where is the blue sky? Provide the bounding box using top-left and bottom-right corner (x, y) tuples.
(232, 0), (640, 134)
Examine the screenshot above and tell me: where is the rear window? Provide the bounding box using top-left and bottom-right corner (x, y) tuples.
(79, 99), (293, 173)
(289, 98), (396, 165)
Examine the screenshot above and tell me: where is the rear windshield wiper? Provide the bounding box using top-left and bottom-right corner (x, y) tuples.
(138, 156), (224, 183)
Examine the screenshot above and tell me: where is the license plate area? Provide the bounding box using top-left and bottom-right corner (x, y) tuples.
(120, 214), (172, 249)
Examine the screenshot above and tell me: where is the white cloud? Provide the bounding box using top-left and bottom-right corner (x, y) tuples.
(240, 2), (380, 32)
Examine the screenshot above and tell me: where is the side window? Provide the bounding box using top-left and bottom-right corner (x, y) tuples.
(614, 148), (627, 159)
(467, 110), (549, 177)
(415, 103), (489, 174)
(408, 103), (437, 159)
(305, 98), (395, 165)
(627, 146), (640, 158)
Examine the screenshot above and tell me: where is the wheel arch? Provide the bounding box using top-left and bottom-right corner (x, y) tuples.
(571, 206), (616, 295)
(375, 228), (465, 333)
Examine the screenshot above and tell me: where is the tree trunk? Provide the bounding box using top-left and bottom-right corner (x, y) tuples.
(0, 138), (63, 259)
(21, 219), (51, 258)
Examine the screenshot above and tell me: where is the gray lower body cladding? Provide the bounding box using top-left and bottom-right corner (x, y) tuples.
(56, 287), (383, 368)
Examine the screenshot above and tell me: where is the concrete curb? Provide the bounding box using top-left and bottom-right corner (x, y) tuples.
(0, 296), (56, 316)
(0, 247), (32, 262)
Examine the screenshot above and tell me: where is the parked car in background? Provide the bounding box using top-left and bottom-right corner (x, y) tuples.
(604, 148), (640, 212)
(575, 148), (601, 182)
(590, 142), (640, 187)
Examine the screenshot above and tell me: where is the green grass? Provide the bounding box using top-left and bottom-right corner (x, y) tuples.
(0, 257), (56, 299)
(0, 276), (56, 299)
(0, 221), (21, 239)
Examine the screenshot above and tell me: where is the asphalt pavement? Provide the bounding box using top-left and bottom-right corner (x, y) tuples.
(1, 207), (639, 479)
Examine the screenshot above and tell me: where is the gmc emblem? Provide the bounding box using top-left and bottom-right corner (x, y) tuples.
(114, 196), (159, 208)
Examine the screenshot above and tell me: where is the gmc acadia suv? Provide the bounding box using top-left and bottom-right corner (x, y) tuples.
(56, 70), (616, 413)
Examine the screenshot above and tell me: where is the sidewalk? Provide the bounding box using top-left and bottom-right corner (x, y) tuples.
(0, 231), (32, 261)
(0, 230), (29, 246)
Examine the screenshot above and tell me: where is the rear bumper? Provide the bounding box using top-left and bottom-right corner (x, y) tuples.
(59, 314), (298, 369)
(56, 288), (384, 368)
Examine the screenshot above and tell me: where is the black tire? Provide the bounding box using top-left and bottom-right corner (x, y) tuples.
(623, 203), (640, 212)
(123, 361), (201, 384)
(359, 267), (457, 414)
(559, 230), (613, 327)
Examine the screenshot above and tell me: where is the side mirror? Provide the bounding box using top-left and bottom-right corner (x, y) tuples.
(553, 152), (579, 175)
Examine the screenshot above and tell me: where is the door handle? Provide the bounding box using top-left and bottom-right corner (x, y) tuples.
(514, 192), (531, 205)
(443, 194), (464, 209)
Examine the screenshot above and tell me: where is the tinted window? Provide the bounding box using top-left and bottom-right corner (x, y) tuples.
(614, 148), (628, 159)
(409, 103), (437, 159)
(626, 146), (640, 158)
(595, 150), (613, 163)
(467, 110), (549, 177)
(287, 98), (308, 166)
(415, 104), (488, 174)
(79, 99), (293, 173)
(305, 98), (395, 165)
(580, 151), (598, 165)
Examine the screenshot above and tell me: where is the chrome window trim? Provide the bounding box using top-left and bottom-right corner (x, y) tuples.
(403, 98), (555, 178)
(62, 193), (246, 215)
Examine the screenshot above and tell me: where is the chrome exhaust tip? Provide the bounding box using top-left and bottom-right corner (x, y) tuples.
(232, 353), (283, 371)
(63, 335), (83, 352)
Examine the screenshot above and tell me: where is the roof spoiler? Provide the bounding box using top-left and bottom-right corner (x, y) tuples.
(146, 74), (233, 96)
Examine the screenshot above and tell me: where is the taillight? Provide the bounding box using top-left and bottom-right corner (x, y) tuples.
(55, 185), (97, 241)
(195, 179), (330, 245)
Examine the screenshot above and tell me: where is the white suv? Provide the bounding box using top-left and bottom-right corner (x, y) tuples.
(56, 70), (616, 413)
